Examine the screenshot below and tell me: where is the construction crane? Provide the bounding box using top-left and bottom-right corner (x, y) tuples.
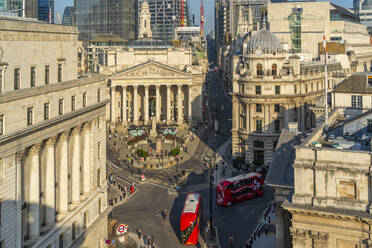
(200, 0), (204, 37)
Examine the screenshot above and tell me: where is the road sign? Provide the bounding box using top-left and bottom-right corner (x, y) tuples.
(116, 224), (128, 236)
(140, 174), (146, 182)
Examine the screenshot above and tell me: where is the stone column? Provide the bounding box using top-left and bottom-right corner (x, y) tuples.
(29, 143), (41, 239)
(177, 85), (182, 124)
(187, 86), (192, 123)
(245, 103), (249, 132)
(155, 86), (160, 122)
(71, 127), (80, 204)
(133, 86), (138, 125)
(122, 86), (127, 124)
(82, 123), (91, 195)
(58, 132), (69, 213)
(284, 104), (289, 129)
(166, 85), (171, 123)
(269, 104), (274, 132)
(45, 137), (56, 226)
(264, 104), (270, 132)
(249, 104), (254, 133)
(144, 85), (149, 124)
(111, 87), (116, 123)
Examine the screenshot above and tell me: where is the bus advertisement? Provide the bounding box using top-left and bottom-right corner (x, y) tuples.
(180, 193), (202, 245)
(216, 172), (264, 206)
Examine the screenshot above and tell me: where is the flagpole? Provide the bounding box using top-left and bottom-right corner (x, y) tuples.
(324, 34), (328, 131)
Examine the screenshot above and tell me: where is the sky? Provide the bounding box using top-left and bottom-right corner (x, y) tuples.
(55, 0), (353, 36)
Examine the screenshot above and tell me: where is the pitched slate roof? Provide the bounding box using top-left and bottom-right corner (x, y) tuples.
(333, 74), (372, 94)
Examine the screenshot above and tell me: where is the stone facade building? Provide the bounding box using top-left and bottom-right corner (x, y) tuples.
(0, 16), (109, 248)
(283, 108), (372, 248)
(231, 27), (350, 169)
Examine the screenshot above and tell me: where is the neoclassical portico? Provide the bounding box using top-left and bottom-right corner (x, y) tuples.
(109, 60), (201, 126)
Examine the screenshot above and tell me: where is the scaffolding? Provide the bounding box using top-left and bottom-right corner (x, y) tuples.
(138, 0), (188, 41)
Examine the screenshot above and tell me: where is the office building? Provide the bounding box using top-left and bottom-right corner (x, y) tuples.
(38, 0), (54, 23)
(138, 0), (190, 41)
(0, 15), (109, 248)
(75, 0), (136, 41)
(0, 0), (37, 18)
(62, 6), (75, 26)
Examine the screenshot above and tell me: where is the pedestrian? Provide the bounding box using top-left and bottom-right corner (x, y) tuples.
(222, 167), (226, 177)
(137, 228), (142, 239)
(147, 235), (151, 246)
(229, 234), (234, 248)
(130, 183), (134, 194)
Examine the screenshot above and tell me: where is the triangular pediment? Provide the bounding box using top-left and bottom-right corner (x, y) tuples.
(111, 60), (192, 79)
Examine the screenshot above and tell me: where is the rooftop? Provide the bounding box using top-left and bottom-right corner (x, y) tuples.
(333, 73), (372, 94)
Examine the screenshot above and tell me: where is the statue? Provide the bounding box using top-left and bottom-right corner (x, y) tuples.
(150, 118), (157, 137)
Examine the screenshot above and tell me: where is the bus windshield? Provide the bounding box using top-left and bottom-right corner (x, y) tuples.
(181, 218), (197, 243)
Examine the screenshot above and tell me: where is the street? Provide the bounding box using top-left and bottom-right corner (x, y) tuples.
(108, 68), (273, 247)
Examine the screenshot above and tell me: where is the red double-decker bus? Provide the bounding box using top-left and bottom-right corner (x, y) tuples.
(180, 193), (202, 245)
(216, 172), (264, 206)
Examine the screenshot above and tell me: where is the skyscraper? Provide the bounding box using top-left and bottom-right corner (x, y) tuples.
(355, 0), (372, 30)
(0, 0), (37, 18)
(75, 0), (137, 41)
(38, 0), (54, 23)
(137, 0), (189, 41)
(62, 6), (75, 26)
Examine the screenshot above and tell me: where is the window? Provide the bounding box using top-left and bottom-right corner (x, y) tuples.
(294, 85), (297, 94)
(368, 120), (372, 133)
(98, 198), (102, 214)
(59, 233), (64, 248)
(45, 65), (49, 85)
(351, 95), (363, 108)
(97, 168), (101, 187)
(256, 119), (262, 133)
(253, 150), (264, 165)
(274, 104), (280, 113)
(305, 85), (308, 93)
(257, 64), (263, 76)
(0, 69), (3, 93)
(256, 85), (261, 95)
(272, 64), (277, 76)
(0, 115), (3, 135)
(71, 221), (76, 240)
(240, 84), (245, 94)
(30, 67), (36, 87)
(253, 140), (264, 148)
(14, 68), (20, 90)
(27, 107), (33, 126)
(71, 96), (76, 111)
(275, 85), (280, 95)
(275, 119), (281, 133)
(59, 99), (64, 115)
(44, 103), (49, 120)
(256, 104), (262, 112)
(83, 92), (87, 107)
(97, 88), (101, 102)
(83, 211), (88, 230)
(58, 64), (62, 82)
(98, 142), (101, 159)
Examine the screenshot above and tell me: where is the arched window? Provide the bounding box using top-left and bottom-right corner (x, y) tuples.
(257, 64), (263, 76)
(144, 19), (147, 28)
(272, 64), (277, 76)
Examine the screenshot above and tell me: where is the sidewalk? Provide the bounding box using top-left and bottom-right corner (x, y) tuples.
(213, 139), (239, 185)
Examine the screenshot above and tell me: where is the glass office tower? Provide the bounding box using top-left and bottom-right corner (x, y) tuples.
(75, 0), (137, 41)
(38, 0), (54, 23)
(0, 0), (23, 16)
(62, 6), (75, 26)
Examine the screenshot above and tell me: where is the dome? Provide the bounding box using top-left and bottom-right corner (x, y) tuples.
(246, 29), (281, 54)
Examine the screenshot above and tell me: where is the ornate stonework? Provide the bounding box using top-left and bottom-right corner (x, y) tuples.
(121, 64), (188, 79)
